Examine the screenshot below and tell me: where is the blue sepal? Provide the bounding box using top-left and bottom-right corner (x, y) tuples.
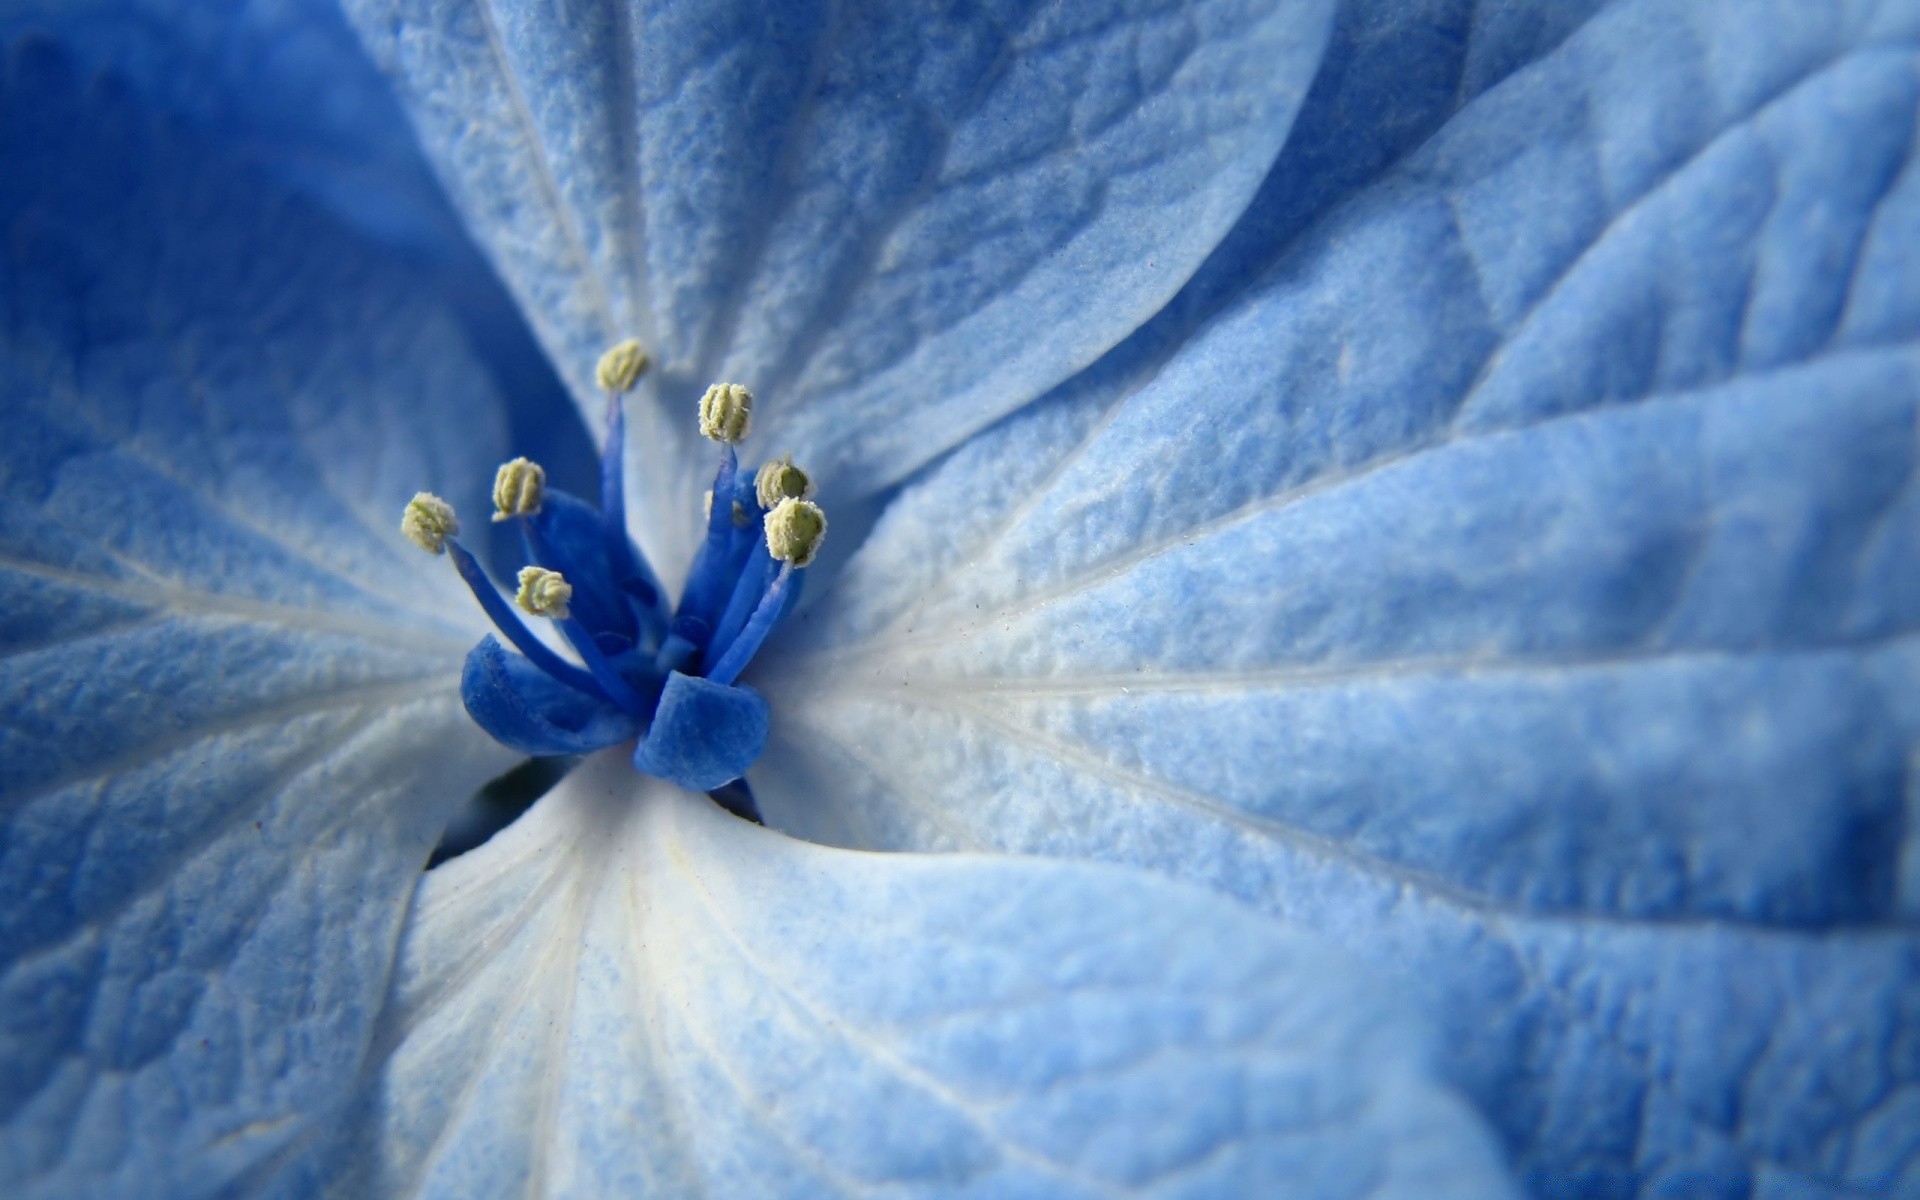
(631, 671), (769, 791)
(525, 489), (638, 641)
(461, 635), (640, 756)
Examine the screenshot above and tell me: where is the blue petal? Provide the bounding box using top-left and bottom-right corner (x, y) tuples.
(264, 753), (1516, 1198)
(757, 0), (1920, 1190)
(337, 0), (1337, 571)
(0, 1), (599, 514)
(1168, 0), (1613, 328)
(0, 0), (465, 257)
(0, 38), (523, 1195)
(632, 671), (768, 791)
(461, 636), (640, 757)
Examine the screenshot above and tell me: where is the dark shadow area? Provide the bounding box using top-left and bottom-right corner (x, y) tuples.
(429, 759), (762, 868)
(428, 756), (577, 869)
(707, 777), (762, 824)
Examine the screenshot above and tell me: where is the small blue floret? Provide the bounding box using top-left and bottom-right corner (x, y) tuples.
(420, 374), (819, 792)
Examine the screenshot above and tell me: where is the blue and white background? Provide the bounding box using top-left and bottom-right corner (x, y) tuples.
(0, 0), (1915, 1196)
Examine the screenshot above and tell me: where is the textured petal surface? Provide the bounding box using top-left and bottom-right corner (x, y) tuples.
(0, 0), (463, 256)
(460, 637), (640, 758)
(0, 39), (518, 1197)
(267, 751), (1514, 1199)
(338, 0), (1336, 575)
(630, 673), (769, 792)
(1115, 0), (1614, 350)
(0, 0), (603, 511)
(755, 0), (1920, 1189)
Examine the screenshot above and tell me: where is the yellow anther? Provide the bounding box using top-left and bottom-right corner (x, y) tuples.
(698, 382), (753, 444)
(595, 339), (650, 394)
(400, 492), (459, 555)
(765, 498), (827, 568)
(491, 457), (546, 522)
(514, 566), (573, 620)
(754, 454), (815, 509)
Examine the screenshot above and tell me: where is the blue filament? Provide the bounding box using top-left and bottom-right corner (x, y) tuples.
(446, 540), (607, 701)
(554, 615), (649, 714)
(673, 447), (742, 639)
(598, 395), (665, 621)
(705, 564), (794, 686)
(708, 542), (777, 660)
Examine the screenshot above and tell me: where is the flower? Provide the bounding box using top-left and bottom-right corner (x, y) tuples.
(1, 2), (1915, 1199)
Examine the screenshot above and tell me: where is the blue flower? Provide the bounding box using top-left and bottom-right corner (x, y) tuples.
(2, 0), (1915, 1198)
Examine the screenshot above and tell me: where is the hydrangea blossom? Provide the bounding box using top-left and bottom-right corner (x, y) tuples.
(1, 1), (1916, 1198)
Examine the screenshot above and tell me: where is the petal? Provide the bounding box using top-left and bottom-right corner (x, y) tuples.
(0, 0), (465, 257)
(266, 752), (1514, 1198)
(1128, 0), (1615, 340)
(461, 637), (640, 757)
(0, 39), (522, 1195)
(631, 672), (768, 792)
(338, 0), (1337, 569)
(757, 0), (1920, 1189)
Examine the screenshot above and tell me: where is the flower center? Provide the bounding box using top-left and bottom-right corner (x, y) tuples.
(400, 340), (826, 793)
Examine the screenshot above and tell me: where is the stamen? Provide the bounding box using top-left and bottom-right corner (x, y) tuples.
(514, 566), (573, 620)
(443, 540), (606, 701)
(597, 377), (665, 620)
(705, 497), (824, 683)
(704, 563), (795, 686)
(675, 439), (743, 634)
(765, 498), (827, 568)
(420, 355), (824, 781)
(492, 457), (546, 521)
(708, 542), (777, 663)
(400, 492), (458, 554)
(754, 454), (815, 508)
(698, 382), (753, 444)
(510, 564), (648, 716)
(595, 338), (650, 394)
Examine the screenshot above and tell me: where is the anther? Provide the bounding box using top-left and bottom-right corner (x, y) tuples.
(698, 383), (753, 444)
(401, 492), (459, 554)
(515, 566), (573, 620)
(491, 457), (546, 521)
(596, 339), (650, 394)
(754, 454), (815, 509)
(765, 498), (827, 568)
